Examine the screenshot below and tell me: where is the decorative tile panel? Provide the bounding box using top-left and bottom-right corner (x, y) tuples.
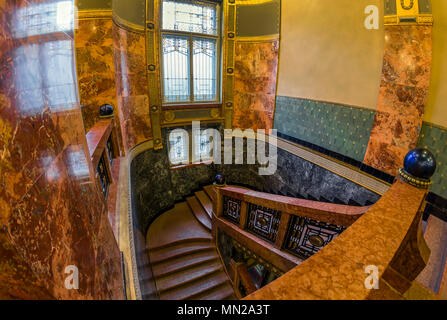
(284, 215), (346, 260)
(246, 203), (281, 243)
(223, 195), (242, 224)
(363, 25), (432, 174)
(274, 96), (375, 162)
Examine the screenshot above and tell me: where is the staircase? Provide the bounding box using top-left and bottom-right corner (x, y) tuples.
(146, 185), (235, 300)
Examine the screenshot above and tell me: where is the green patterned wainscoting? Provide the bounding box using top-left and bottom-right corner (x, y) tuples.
(274, 96), (375, 162)
(418, 123), (447, 197)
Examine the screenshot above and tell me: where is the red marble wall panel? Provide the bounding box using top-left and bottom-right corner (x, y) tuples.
(233, 40), (279, 130)
(75, 18), (124, 154)
(364, 25), (432, 175)
(0, 0), (124, 299)
(113, 24), (152, 152)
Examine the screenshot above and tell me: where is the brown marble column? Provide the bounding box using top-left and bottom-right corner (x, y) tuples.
(233, 40), (279, 130)
(364, 25), (432, 175)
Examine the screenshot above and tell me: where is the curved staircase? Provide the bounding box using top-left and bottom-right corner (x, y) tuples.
(146, 185), (235, 300)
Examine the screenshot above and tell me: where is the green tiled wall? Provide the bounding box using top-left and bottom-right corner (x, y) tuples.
(418, 123), (447, 198)
(274, 96), (375, 162)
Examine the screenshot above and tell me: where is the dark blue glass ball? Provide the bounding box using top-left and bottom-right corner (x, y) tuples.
(403, 148), (436, 180)
(215, 174), (225, 185)
(99, 104), (114, 116)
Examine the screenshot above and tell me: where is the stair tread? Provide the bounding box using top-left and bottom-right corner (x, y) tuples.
(156, 260), (223, 293)
(187, 196), (212, 230)
(203, 185), (217, 201)
(159, 270), (230, 300)
(147, 202), (212, 249)
(195, 190), (213, 219)
(150, 237), (212, 252)
(189, 282), (235, 300)
(150, 242), (215, 264)
(153, 250), (219, 277)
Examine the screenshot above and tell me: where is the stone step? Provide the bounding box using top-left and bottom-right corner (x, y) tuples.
(156, 260), (223, 294)
(160, 270), (230, 300)
(149, 237), (212, 252)
(188, 281), (236, 300)
(195, 190), (213, 219)
(150, 241), (215, 265)
(187, 196), (212, 231)
(153, 250), (219, 278)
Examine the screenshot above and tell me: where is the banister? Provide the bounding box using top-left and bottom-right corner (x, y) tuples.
(212, 184), (369, 277)
(212, 148), (436, 299)
(243, 179), (430, 300)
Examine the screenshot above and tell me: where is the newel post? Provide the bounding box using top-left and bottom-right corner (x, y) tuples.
(376, 148), (436, 297)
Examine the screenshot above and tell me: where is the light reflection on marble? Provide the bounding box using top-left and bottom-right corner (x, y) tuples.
(113, 24), (152, 152)
(0, 0), (123, 299)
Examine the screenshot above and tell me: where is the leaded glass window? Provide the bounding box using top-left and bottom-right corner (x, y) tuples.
(194, 129), (212, 161)
(161, 0), (220, 104)
(168, 130), (189, 164)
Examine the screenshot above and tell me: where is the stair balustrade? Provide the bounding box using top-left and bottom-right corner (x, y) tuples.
(211, 148), (437, 299)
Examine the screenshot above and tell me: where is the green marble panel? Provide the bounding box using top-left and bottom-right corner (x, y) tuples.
(274, 96), (375, 162)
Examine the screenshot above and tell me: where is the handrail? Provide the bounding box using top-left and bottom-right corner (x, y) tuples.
(212, 177), (431, 299)
(242, 179), (430, 300)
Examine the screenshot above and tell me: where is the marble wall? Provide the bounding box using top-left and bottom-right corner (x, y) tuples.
(364, 25), (432, 175)
(113, 24), (152, 152)
(130, 142), (215, 232)
(233, 40), (279, 130)
(75, 18), (124, 153)
(216, 147), (381, 207)
(131, 134), (380, 233)
(0, 0), (123, 299)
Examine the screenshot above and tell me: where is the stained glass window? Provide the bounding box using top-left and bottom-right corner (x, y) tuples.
(193, 38), (217, 101)
(161, 0), (220, 104)
(194, 129), (212, 161)
(162, 0), (218, 35)
(162, 35), (190, 103)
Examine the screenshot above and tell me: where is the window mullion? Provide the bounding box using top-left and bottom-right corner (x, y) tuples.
(189, 35), (194, 102)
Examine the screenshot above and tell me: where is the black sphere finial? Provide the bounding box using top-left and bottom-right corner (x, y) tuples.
(99, 104), (114, 117)
(399, 148), (436, 189)
(403, 148), (436, 179)
(214, 174), (226, 186)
